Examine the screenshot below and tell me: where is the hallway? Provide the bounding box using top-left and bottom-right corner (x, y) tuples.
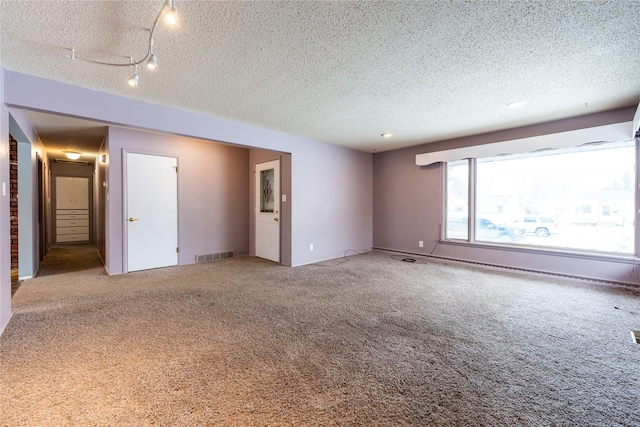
(35, 244), (103, 277)
(12, 244), (104, 298)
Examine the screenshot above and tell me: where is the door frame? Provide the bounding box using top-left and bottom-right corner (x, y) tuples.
(122, 149), (179, 273)
(36, 155), (45, 262)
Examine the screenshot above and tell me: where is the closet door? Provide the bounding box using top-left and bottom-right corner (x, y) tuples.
(55, 177), (91, 243)
(55, 177), (75, 209)
(72, 178), (89, 209)
(55, 177), (89, 209)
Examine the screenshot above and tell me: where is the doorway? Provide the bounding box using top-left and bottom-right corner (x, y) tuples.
(124, 152), (178, 272)
(255, 160), (280, 263)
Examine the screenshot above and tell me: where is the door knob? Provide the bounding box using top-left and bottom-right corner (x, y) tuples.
(128, 217), (139, 222)
(274, 217), (279, 222)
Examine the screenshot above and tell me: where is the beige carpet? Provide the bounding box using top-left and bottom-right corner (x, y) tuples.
(1, 247), (639, 426)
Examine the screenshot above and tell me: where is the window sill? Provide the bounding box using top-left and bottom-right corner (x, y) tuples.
(438, 238), (636, 264)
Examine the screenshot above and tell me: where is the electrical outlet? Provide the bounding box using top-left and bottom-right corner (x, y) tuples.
(310, 243), (314, 251)
(419, 240), (424, 248)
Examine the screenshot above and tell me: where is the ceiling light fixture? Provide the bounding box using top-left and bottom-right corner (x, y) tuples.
(146, 37), (158, 71)
(164, 0), (178, 26)
(67, 0), (178, 87)
(381, 133), (393, 138)
(127, 64), (139, 87)
(146, 53), (158, 71)
(64, 151), (82, 160)
(507, 100), (526, 109)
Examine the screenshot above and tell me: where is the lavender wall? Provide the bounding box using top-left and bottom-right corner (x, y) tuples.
(3, 70), (373, 268)
(293, 141), (373, 264)
(17, 141), (33, 278)
(96, 144), (107, 264)
(0, 67), (11, 334)
(9, 108), (47, 279)
(105, 127), (250, 274)
(373, 107), (639, 284)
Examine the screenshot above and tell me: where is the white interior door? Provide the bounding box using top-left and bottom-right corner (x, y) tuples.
(255, 160), (280, 262)
(126, 152), (178, 272)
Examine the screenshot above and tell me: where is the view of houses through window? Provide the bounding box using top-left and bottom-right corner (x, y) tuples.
(445, 140), (636, 254)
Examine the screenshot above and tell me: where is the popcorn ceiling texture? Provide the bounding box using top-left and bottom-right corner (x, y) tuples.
(0, 1), (639, 152)
(1, 247), (639, 425)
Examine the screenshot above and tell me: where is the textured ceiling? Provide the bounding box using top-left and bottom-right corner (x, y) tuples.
(1, 0), (639, 155)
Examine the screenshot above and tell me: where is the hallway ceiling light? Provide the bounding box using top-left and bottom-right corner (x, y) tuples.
(64, 151), (82, 160)
(67, 0), (179, 87)
(381, 133), (393, 138)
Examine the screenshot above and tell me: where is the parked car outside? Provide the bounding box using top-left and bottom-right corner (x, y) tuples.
(476, 218), (527, 243)
(513, 216), (559, 237)
(447, 217), (527, 243)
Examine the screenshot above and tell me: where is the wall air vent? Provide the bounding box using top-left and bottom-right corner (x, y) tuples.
(195, 251), (234, 263)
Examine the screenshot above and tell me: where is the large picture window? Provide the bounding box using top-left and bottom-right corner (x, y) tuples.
(445, 140), (636, 254)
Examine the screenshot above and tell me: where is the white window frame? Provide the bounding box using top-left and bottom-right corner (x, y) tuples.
(442, 139), (639, 259)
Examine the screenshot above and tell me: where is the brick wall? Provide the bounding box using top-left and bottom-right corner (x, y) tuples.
(9, 134), (18, 271)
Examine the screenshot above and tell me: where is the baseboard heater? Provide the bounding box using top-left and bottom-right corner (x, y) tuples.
(195, 251), (233, 263)
(373, 247), (637, 288)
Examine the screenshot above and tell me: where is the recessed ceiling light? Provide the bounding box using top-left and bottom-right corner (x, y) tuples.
(507, 101), (526, 109)
(381, 133), (393, 138)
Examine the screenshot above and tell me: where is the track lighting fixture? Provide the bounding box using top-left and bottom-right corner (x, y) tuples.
(67, 0), (178, 87)
(128, 65), (139, 87)
(146, 38), (158, 71)
(164, 0), (178, 26)
(146, 53), (158, 71)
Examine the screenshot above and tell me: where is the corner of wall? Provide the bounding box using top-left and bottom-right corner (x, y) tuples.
(0, 66), (14, 334)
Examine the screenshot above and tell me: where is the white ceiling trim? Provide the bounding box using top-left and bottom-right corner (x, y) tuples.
(415, 121), (635, 167)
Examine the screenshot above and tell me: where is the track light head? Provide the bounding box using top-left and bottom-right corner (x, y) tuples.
(165, 0), (178, 25)
(127, 65), (139, 87)
(146, 53), (158, 71)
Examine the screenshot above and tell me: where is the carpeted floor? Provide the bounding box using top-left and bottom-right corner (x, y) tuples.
(34, 243), (104, 277)
(1, 247), (639, 426)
